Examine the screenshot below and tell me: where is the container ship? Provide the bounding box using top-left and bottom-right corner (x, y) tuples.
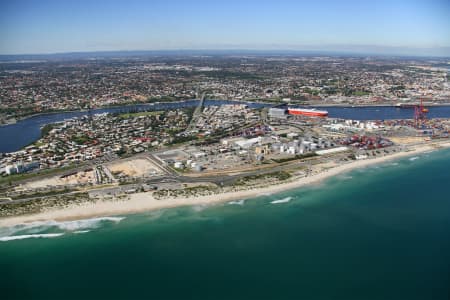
(287, 107), (328, 117)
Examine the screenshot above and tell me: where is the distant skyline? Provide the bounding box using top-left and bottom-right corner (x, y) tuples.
(1, 0), (449, 56)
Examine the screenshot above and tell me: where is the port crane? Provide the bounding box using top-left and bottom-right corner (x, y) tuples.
(414, 98), (428, 128)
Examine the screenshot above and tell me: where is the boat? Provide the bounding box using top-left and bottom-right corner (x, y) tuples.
(287, 107), (328, 117)
(395, 103), (418, 108)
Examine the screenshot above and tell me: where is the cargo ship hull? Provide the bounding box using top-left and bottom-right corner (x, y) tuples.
(287, 108), (328, 117)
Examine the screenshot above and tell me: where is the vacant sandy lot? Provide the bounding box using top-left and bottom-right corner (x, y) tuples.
(21, 170), (95, 189)
(107, 158), (162, 177)
(389, 136), (426, 144)
(61, 171), (95, 185)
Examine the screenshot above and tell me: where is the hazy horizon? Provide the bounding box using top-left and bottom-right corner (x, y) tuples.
(1, 46), (450, 59)
(1, 0), (449, 56)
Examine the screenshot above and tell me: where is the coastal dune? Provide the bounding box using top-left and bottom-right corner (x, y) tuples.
(1, 142), (449, 227)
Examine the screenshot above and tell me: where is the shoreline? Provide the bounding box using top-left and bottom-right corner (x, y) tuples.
(1, 141), (449, 227)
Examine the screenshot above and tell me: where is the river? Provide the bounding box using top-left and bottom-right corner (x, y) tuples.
(1, 100), (450, 153)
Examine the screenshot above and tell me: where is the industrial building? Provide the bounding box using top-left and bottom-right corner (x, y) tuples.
(268, 107), (287, 118)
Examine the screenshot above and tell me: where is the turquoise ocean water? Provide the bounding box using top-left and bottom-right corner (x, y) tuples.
(1, 149), (450, 299)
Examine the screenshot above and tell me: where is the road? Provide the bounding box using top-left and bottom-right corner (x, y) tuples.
(187, 91), (206, 131)
(2, 145), (406, 207)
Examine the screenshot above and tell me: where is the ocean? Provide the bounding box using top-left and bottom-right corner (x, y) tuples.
(1, 149), (450, 299)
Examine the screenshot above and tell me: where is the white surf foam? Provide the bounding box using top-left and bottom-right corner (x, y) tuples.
(270, 197), (292, 204)
(74, 230), (90, 234)
(145, 210), (166, 220)
(0, 233), (64, 242)
(54, 217), (125, 231)
(258, 192), (273, 197)
(191, 205), (208, 212)
(228, 199), (245, 206)
(0, 216), (125, 239)
(409, 156), (420, 161)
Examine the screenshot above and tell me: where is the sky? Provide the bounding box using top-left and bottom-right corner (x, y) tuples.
(0, 0), (449, 56)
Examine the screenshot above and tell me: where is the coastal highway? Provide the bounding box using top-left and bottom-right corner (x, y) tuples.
(0, 145), (404, 206)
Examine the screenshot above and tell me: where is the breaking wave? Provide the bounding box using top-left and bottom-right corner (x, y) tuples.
(270, 197), (292, 204)
(54, 217), (125, 231)
(0, 216), (125, 241)
(0, 233), (64, 242)
(409, 156), (420, 161)
(228, 200), (245, 206)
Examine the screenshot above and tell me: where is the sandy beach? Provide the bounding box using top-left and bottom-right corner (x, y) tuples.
(1, 141), (449, 227)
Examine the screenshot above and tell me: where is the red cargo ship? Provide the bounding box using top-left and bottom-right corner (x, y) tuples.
(287, 107), (328, 117)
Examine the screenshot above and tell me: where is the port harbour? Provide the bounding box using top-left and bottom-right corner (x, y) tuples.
(1, 99), (449, 217)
